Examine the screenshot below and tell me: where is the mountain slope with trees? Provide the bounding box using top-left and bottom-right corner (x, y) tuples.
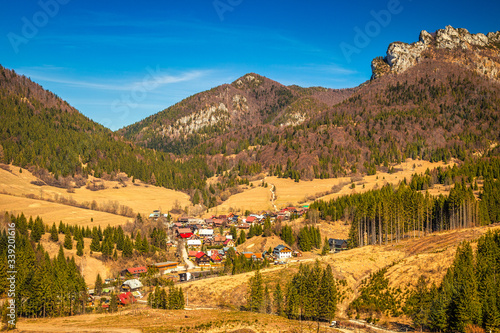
(119, 27), (500, 182)
(0, 65), (211, 191)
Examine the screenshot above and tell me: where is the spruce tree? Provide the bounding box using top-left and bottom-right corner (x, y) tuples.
(321, 237), (330, 255)
(264, 285), (272, 314)
(274, 281), (284, 316)
(318, 264), (337, 322)
(76, 238), (84, 256)
(238, 230), (246, 245)
(95, 273), (103, 296)
(135, 231), (142, 250)
(50, 222), (59, 242)
(122, 236), (133, 258)
(141, 235), (149, 254)
(90, 230), (101, 252)
(248, 270), (264, 312)
(63, 232), (73, 250)
(110, 292), (118, 313)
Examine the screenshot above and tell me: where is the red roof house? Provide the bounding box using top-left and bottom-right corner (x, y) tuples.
(195, 252), (210, 266)
(246, 216), (256, 223)
(119, 292), (136, 305)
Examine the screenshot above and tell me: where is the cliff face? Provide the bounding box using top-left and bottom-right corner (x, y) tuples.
(371, 26), (500, 81)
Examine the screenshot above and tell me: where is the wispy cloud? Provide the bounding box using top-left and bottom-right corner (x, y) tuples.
(15, 66), (210, 92)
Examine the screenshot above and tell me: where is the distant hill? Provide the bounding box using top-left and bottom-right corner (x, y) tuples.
(2, 26), (499, 193)
(120, 26), (500, 181)
(0, 65), (211, 191)
(118, 73), (355, 155)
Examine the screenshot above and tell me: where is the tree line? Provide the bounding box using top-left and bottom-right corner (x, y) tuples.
(310, 157), (500, 248)
(405, 231), (500, 333)
(0, 214), (87, 325)
(247, 262), (338, 324)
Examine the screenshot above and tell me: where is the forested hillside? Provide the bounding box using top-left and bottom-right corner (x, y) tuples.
(120, 44), (500, 182)
(0, 65), (211, 191)
(310, 156), (500, 247)
(118, 73), (355, 156)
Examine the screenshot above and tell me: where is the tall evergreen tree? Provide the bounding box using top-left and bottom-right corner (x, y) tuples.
(95, 273), (103, 296)
(274, 281), (284, 317)
(50, 222), (59, 242)
(63, 232), (73, 250)
(248, 270), (264, 312)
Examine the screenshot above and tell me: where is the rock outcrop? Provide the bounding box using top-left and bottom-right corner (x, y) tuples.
(371, 26), (500, 80)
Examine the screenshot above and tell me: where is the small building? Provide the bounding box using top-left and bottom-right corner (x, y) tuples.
(213, 219), (225, 227)
(195, 252), (211, 266)
(328, 239), (348, 252)
(122, 279), (143, 292)
(118, 292), (136, 305)
(213, 235), (226, 245)
(199, 229), (214, 237)
(120, 266), (147, 278)
(245, 216), (256, 224)
(273, 245), (293, 259)
(243, 252), (263, 261)
(179, 272), (192, 282)
(223, 239), (235, 247)
(210, 253), (223, 264)
(188, 251), (199, 259)
(238, 223), (250, 230)
(150, 262), (179, 274)
(176, 227), (193, 235)
(187, 239), (202, 247)
(178, 217), (190, 224)
(149, 210), (161, 218)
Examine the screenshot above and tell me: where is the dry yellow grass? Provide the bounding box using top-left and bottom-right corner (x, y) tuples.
(0, 193), (130, 227)
(179, 224), (500, 318)
(16, 307), (311, 332)
(37, 233), (112, 286)
(207, 185), (273, 215)
(204, 159), (455, 215)
(0, 165), (190, 226)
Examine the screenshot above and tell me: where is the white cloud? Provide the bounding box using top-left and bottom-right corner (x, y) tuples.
(15, 66), (210, 92)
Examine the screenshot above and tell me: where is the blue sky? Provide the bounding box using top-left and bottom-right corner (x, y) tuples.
(1, 0), (499, 130)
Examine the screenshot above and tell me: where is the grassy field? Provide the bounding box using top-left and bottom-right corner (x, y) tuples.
(0, 193), (131, 227)
(205, 159), (455, 215)
(15, 307), (317, 332)
(0, 165), (191, 227)
(179, 223), (500, 318)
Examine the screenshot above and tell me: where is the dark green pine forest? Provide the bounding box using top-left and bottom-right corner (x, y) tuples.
(0, 214), (87, 320)
(406, 231), (500, 333)
(310, 156), (500, 247)
(0, 65), (211, 191)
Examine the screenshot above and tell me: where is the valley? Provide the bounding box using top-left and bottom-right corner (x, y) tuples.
(0, 23), (499, 333)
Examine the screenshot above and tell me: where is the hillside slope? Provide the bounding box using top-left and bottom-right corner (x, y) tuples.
(0, 65), (211, 191)
(118, 73), (355, 155)
(119, 27), (500, 182)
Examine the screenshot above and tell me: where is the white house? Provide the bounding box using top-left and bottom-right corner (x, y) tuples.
(122, 279), (143, 292)
(199, 229), (214, 237)
(273, 245), (293, 259)
(187, 239), (202, 247)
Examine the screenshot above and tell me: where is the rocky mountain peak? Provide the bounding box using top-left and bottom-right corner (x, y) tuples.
(371, 26), (500, 80)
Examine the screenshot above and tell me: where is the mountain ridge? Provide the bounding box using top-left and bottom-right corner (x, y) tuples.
(117, 72), (356, 155)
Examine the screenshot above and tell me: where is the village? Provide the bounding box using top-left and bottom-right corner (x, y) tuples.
(87, 206), (349, 310)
